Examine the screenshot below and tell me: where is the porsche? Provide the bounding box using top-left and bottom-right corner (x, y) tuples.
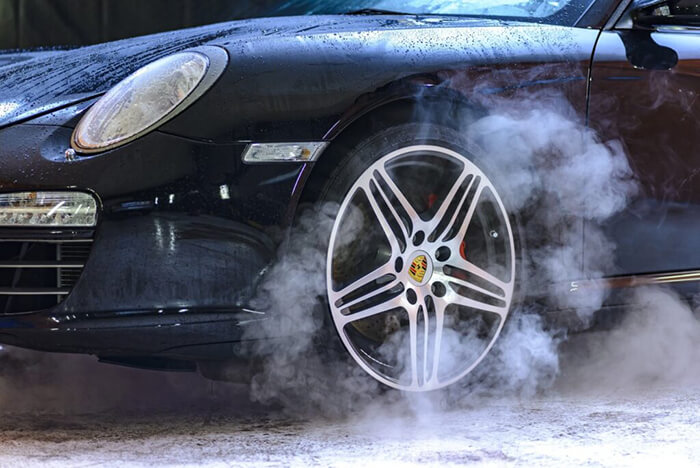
(0, 0), (698, 391)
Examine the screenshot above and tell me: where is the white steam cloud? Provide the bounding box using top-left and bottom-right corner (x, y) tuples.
(240, 90), (640, 413)
(242, 203), (384, 416)
(558, 286), (700, 394)
(463, 95), (638, 320)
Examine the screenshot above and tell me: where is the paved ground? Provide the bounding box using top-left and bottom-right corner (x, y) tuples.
(0, 385), (697, 467)
(1, 287), (699, 467)
(0, 342), (698, 468)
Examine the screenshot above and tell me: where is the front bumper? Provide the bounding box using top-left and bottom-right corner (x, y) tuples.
(0, 212), (274, 357)
(0, 119), (315, 359)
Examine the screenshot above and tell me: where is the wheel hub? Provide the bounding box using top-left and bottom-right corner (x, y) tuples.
(406, 250), (433, 286)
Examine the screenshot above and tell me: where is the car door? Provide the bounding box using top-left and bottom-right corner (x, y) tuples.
(586, 0), (700, 279)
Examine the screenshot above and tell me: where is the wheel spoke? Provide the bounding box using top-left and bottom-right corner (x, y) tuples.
(450, 259), (510, 293)
(443, 273), (506, 302)
(338, 275), (402, 311)
(445, 259), (510, 318)
(369, 172), (412, 244)
(429, 298), (446, 386)
(428, 171), (474, 241)
(374, 165), (420, 224)
(409, 306), (419, 386)
(447, 181), (485, 244)
(360, 185), (404, 254)
(446, 285), (509, 319)
(329, 262), (396, 305)
(338, 293), (403, 326)
(421, 298), (430, 385)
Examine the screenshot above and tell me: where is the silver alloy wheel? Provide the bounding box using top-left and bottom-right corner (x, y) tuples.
(326, 144), (516, 391)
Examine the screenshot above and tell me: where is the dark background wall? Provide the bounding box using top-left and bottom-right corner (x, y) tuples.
(0, 0), (284, 50)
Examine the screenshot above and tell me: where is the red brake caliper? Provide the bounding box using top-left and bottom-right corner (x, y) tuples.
(427, 193), (438, 210)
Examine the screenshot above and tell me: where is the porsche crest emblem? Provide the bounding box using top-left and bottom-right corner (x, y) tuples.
(408, 255), (428, 283)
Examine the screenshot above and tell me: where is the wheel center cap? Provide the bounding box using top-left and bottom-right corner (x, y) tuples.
(407, 250), (433, 286)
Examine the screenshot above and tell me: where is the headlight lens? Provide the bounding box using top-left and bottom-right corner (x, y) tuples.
(72, 51), (210, 153)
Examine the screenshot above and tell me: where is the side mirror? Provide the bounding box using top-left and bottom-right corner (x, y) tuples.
(615, 1), (681, 70)
(630, 0), (700, 29)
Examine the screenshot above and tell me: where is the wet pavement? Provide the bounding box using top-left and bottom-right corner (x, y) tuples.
(1, 295), (699, 468)
(0, 380), (697, 467)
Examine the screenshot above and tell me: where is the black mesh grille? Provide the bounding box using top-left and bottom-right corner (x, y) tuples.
(0, 230), (94, 315)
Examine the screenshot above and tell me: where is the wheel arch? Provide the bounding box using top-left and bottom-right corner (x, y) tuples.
(302, 81), (486, 204)
(299, 84), (530, 305)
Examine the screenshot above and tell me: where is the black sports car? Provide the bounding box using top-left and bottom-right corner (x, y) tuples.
(0, 0), (698, 391)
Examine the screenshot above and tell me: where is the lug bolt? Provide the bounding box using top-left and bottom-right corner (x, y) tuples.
(412, 230), (425, 246)
(431, 282), (447, 297)
(435, 246), (451, 261)
(406, 288), (417, 304)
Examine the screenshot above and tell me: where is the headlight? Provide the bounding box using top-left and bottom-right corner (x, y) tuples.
(72, 46), (228, 154)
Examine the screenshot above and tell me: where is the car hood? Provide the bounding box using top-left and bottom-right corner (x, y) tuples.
(0, 15), (516, 129)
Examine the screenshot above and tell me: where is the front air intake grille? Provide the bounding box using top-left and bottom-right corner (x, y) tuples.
(0, 231), (94, 314)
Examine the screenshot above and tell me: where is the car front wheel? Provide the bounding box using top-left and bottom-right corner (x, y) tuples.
(322, 123), (517, 392)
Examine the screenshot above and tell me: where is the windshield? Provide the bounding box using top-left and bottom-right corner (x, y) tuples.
(270, 0), (596, 25)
